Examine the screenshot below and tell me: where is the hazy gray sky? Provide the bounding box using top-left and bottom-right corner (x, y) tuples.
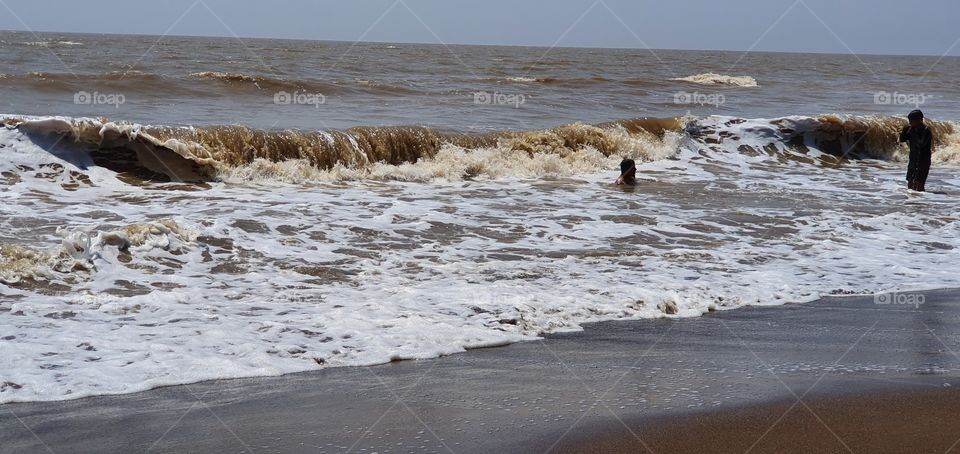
(2, 0), (958, 56)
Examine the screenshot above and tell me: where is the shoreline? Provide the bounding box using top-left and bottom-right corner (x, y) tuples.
(2, 289), (958, 453)
(2, 286), (951, 407)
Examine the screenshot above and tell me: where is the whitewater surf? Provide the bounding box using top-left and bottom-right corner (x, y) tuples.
(3, 110), (960, 403)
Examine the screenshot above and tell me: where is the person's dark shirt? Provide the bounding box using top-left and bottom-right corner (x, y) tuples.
(900, 125), (933, 160)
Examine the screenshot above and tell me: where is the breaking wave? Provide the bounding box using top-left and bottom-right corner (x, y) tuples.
(4, 116), (684, 184)
(3, 114), (958, 187)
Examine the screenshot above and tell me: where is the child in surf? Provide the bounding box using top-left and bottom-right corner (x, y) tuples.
(900, 110), (934, 192)
(615, 158), (637, 186)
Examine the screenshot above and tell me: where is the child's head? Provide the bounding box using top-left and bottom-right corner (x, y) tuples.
(908, 109), (925, 127)
(620, 158), (636, 178)
(618, 158), (637, 185)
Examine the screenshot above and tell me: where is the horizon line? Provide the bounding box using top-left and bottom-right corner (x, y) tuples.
(2, 29), (956, 60)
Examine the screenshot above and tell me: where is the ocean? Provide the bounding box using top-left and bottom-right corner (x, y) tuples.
(1, 31), (959, 403)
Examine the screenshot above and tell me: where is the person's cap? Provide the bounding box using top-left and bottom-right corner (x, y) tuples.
(908, 109), (924, 120)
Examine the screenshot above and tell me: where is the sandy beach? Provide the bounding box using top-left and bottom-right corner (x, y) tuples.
(3, 289), (957, 453)
(557, 390), (960, 453)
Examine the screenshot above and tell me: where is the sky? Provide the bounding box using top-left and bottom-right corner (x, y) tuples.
(1, 0), (958, 56)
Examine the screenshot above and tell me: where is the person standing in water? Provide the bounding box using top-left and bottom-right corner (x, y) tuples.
(615, 158), (637, 186)
(900, 110), (934, 192)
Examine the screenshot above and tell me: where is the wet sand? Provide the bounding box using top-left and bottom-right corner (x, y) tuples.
(2, 289), (959, 453)
(556, 390), (960, 453)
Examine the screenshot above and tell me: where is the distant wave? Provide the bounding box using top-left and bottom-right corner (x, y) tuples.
(497, 74), (749, 88)
(13, 71), (163, 82)
(672, 73), (759, 87)
(21, 40), (83, 48)
(188, 71), (265, 84)
(0, 71), (420, 96)
(184, 72), (421, 95)
(499, 76), (613, 86)
(504, 76), (539, 83)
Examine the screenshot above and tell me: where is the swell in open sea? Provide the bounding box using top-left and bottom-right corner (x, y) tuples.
(1, 31), (959, 403)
